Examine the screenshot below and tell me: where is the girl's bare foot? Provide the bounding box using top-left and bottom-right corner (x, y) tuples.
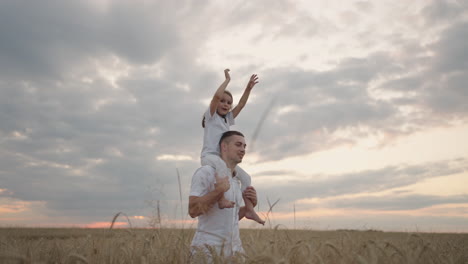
(218, 196), (235, 209)
(245, 209), (265, 225)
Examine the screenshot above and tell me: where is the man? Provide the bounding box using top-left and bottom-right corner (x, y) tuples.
(189, 130), (258, 261)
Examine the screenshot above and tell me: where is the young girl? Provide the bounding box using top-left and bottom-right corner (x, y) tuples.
(200, 69), (265, 225)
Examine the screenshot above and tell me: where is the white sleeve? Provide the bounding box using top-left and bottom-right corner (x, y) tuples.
(189, 167), (211, 197)
(235, 166), (251, 192)
(204, 107), (214, 120)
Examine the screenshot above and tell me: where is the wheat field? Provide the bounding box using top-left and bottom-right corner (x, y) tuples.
(0, 227), (467, 263)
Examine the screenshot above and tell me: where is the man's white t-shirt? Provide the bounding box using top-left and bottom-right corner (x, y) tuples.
(189, 165), (244, 257)
(201, 108), (235, 158)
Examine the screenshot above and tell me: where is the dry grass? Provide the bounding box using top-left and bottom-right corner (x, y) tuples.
(0, 227), (467, 263)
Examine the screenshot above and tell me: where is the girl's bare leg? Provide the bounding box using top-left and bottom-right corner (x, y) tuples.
(218, 194), (235, 209)
(243, 193), (265, 225)
(214, 172), (235, 209)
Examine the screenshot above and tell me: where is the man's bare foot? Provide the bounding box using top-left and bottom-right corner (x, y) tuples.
(245, 209), (265, 225)
(218, 196), (235, 209)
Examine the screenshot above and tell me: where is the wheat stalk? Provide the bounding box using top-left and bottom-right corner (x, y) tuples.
(109, 212), (133, 229)
(356, 254), (368, 264)
(68, 253), (89, 263)
(324, 242), (343, 258)
(293, 203), (296, 230)
(264, 197), (280, 228)
(0, 253), (28, 263)
(249, 96), (277, 152)
(176, 168), (185, 226)
(313, 253), (325, 264)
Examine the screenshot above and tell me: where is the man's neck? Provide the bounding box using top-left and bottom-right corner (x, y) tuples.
(221, 157), (236, 177)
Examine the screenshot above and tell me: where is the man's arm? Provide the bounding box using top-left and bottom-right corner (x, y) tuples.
(238, 186), (258, 220)
(231, 74), (258, 118)
(188, 175), (230, 218)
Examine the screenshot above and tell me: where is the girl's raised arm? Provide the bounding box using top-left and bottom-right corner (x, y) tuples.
(209, 69), (231, 116)
(232, 74), (258, 118)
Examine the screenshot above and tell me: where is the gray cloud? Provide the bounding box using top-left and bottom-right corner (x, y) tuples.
(380, 20), (468, 117)
(422, 0), (467, 24)
(331, 194), (468, 211)
(242, 53), (400, 160)
(431, 22), (468, 73)
(255, 158), (468, 210)
(243, 7), (468, 160)
(0, 1), (178, 80)
(354, 1), (373, 13)
(378, 6), (468, 116)
(0, 0), (209, 223)
(1, 0), (468, 228)
(254, 170), (297, 177)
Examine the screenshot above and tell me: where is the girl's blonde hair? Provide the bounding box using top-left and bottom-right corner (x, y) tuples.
(202, 90), (233, 128)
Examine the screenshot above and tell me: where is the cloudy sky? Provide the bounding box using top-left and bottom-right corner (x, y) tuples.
(1, 0), (467, 232)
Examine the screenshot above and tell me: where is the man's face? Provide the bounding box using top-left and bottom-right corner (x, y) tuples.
(223, 135), (246, 164)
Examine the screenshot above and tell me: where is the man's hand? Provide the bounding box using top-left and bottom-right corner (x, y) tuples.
(215, 173), (230, 193)
(243, 186), (258, 207)
(224, 69), (231, 81)
(189, 196), (213, 218)
(246, 74), (258, 90)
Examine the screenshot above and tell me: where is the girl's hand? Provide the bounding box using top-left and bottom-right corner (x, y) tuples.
(247, 74), (259, 90)
(224, 69), (231, 81)
(243, 186), (258, 207)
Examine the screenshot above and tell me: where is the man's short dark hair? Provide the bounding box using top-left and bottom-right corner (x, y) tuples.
(219, 130), (244, 148)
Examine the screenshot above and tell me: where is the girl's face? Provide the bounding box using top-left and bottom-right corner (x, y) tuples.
(217, 92), (233, 116)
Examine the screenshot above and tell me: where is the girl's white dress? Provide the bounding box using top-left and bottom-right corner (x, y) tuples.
(200, 107), (251, 198)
